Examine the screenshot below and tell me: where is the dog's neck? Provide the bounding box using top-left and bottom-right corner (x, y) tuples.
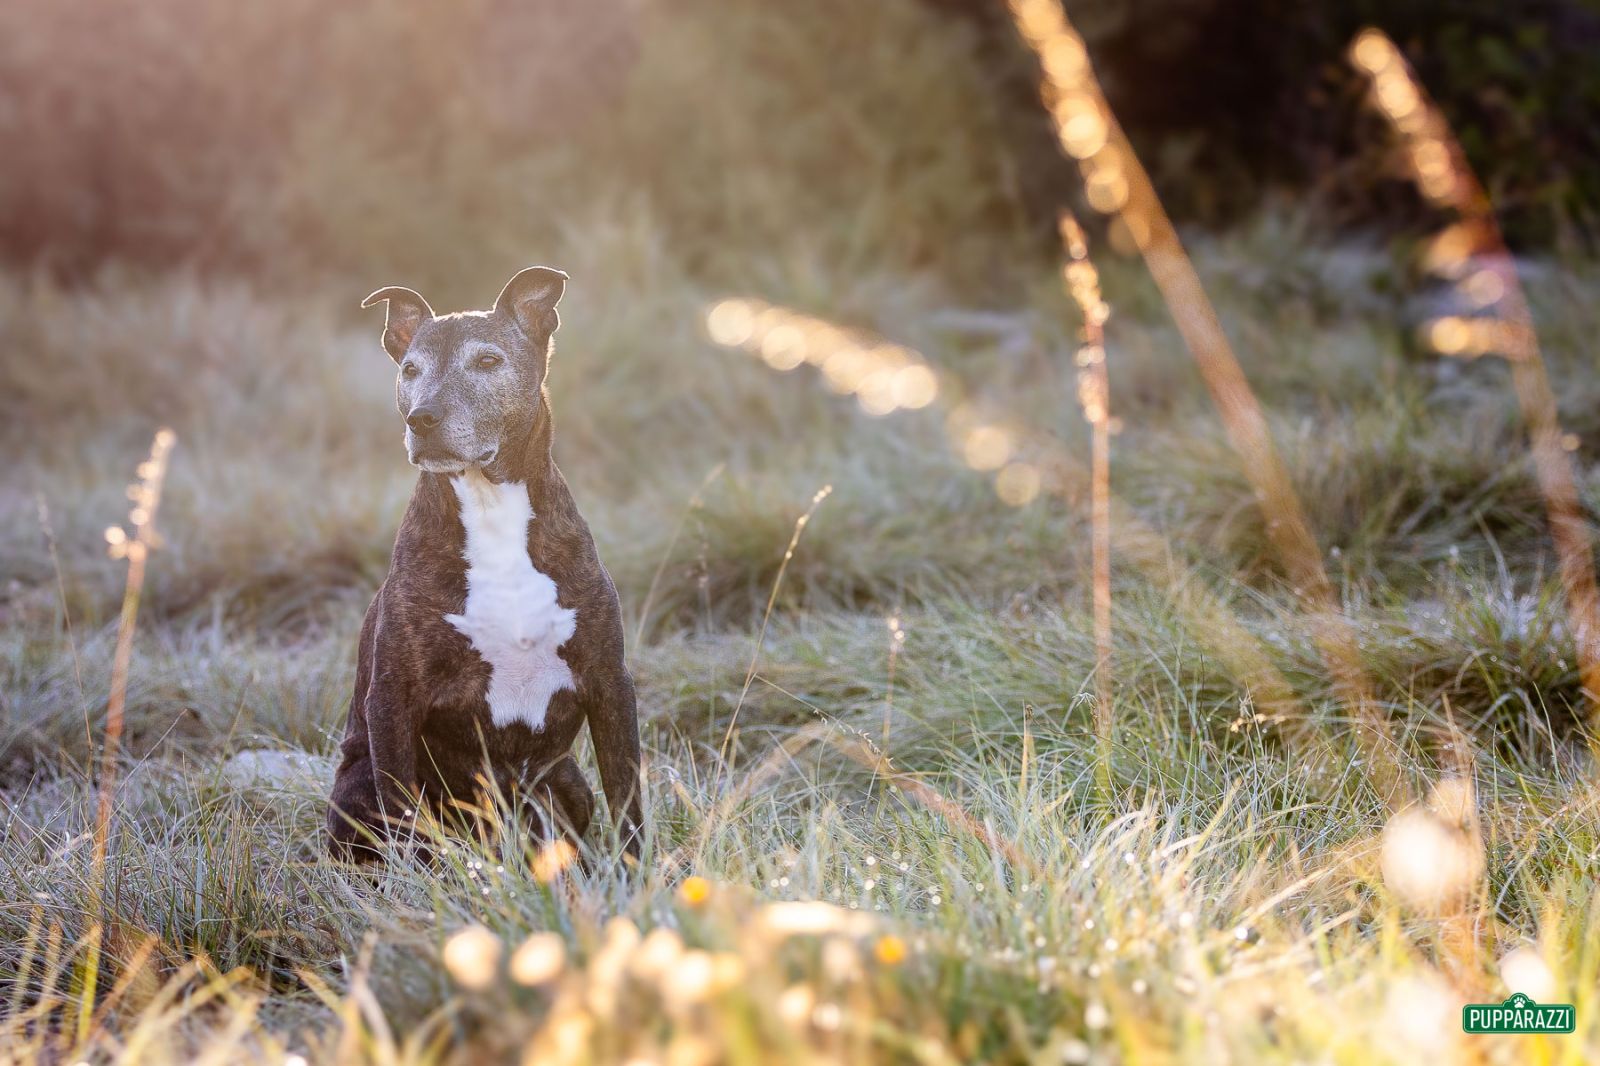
(480, 387), (556, 492)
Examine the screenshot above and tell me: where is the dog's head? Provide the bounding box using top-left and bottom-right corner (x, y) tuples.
(360, 267), (567, 476)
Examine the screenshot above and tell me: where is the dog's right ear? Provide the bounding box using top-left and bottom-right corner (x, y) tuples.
(360, 286), (434, 362)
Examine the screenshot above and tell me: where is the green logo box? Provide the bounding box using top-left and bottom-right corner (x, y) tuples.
(1462, 993), (1575, 1034)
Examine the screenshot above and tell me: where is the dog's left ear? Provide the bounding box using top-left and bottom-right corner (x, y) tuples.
(494, 266), (568, 339)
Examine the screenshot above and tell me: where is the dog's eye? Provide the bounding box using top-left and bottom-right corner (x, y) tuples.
(474, 353), (502, 370)
(401, 363), (420, 379)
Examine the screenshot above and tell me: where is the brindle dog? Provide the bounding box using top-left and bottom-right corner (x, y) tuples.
(326, 267), (641, 863)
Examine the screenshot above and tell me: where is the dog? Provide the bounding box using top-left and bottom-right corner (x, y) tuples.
(325, 266), (642, 864)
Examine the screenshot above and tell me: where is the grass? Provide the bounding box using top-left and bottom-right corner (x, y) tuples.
(5, 222), (1600, 1060)
(5, 2), (1600, 1063)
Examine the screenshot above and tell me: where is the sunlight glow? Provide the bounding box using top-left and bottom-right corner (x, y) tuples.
(1499, 946), (1556, 1001)
(1379, 806), (1483, 910)
(443, 925), (503, 990)
(509, 931), (566, 986)
(706, 299), (941, 416)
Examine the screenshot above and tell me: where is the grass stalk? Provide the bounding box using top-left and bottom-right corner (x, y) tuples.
(83, 428), (176, 1045)
(1006, 0), (1395, 798)
(1352, 27), (1600, 754)
(1057, 212), (1114, 763)
(719, 484), (834, 770)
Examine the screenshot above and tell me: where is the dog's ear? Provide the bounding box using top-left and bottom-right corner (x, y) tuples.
(494, 266), (567, 339)
(360, 286), (434, 362)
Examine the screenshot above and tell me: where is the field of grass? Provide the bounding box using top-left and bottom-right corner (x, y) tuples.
(4, 2), (1600, 1063)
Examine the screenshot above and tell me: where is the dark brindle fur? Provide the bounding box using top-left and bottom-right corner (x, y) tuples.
(325, 268), (642, 862)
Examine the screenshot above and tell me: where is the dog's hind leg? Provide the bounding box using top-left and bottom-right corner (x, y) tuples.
(326, 600), (400, 864)
(582, 663), (643, 858)
(529, 754), (595, 845)
(326, 752), (389, 863)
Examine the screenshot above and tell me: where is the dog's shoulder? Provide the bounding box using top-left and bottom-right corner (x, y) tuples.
(371, 475), (468, 626)
(523, 464), (593, 559)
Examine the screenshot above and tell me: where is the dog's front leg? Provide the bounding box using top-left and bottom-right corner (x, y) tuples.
(365, 666), (421, 839)
(585, 666), (643, 859)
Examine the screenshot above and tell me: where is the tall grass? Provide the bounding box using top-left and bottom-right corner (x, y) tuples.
(1352, 29), (1600, 747)
(83, 429), (176, 1045)
(1056, 213), (1114, 760)
(1006, 0), (1385, 781)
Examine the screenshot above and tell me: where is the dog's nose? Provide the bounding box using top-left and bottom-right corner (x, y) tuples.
(406, 406), (441, 433)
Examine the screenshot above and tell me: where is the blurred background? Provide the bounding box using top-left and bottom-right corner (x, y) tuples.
(3, 0), (1597, 296)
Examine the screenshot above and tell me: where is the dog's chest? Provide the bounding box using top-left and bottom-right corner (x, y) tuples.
(443, 473), (577, 731)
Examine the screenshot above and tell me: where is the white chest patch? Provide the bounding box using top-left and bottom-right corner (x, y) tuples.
(444, 471), (577, 731)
